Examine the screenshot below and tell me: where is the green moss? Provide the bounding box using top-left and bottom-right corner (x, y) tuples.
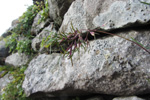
(0, 66), (31, 100)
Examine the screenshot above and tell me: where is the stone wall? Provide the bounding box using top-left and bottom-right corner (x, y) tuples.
(1, 0), (150, 100)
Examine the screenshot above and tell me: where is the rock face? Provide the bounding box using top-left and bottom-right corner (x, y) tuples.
(23, 28), (150, 96)
(59, 0), (150, 33)
(32, 23), (57, 52)
(1, 26), (16, 38)
(5, 53), (30, 67)
(0, 74), (12, 95)
(0, 41), (9, 65)
(31, 12), (51, 35)
(1, 0), (150, 99)
(47, 0), (74, 26)
(11, 18), (19, 27)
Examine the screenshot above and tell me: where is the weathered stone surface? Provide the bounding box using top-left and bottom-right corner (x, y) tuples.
(93, 0), (150, 30)
(11, 18), (19, 27)
(113, 96), (145, 100)
(0, 73), (12, 95)
(47, 0), (74, 26)
(23, 28), (150, 97)
(32, 23), (57, 52)
(31, 11), (51, 35)
(59, 0), (150, 33)
(0, 41), (9, 65)
(5, 53), (30, 67)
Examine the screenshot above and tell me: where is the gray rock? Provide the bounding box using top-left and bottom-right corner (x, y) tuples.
(23, 29), (150, 96)
(1, 18), (19, 38)
(5, 53), (30, 67)
(31, 11), (51, 35)
(23, 53), (61, 97)
(113, 96), (145, 100)
(1, 25), (18, 38)
(93, 0), (150, 30)
(0, 41), (9, 65)
(2, 17), (20, 38)
(31, 23), (57, 52)
(47, 0), (74, 26)
(11, 18), (19, 27)
(0, 74), (12, 95)
(59, 0), (150, 33)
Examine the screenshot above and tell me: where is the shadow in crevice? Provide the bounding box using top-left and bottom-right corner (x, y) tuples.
(86, 23), (150, 41)
(29, 92), (116, 100)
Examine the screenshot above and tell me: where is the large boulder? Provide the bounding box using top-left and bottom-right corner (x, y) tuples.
(31, 23), (57, 53)
(47, 0), (74, 26)
(0, 41), (9, 65)
(59, 0), (150, 33)
(5, 53), (30, 67)
(23, 28), (150, 97)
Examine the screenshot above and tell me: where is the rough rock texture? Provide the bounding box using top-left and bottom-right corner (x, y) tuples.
(47, 0), (74, 26)
(5, 53), (30, 67)
(0, 41), (9, 65)
(0, 74), (12, 95)
(32, 23), (57, 52)
(11, 18), (19, 27)
(23, 27), (150, 96)
(31, 12), (51, 35)
(59, 0), (150, 33)
(113, 96), (145, 100)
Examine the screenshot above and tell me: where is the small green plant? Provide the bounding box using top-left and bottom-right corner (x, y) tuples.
(4, 33), (18, 53)
(13, 2), (44, 35)
(16, 38), (33, 55)
(0, 66), (30, 100)
(40, 25), (92, 65)
(4, 33), (34, 54)
(0, 66), (14, 78)
(40, 31), (59, 53)
(38, 0), (49, 24)
(131, 37), (150, 50)
(41, 25), (150, 66)
(139, 0), (150, 5)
